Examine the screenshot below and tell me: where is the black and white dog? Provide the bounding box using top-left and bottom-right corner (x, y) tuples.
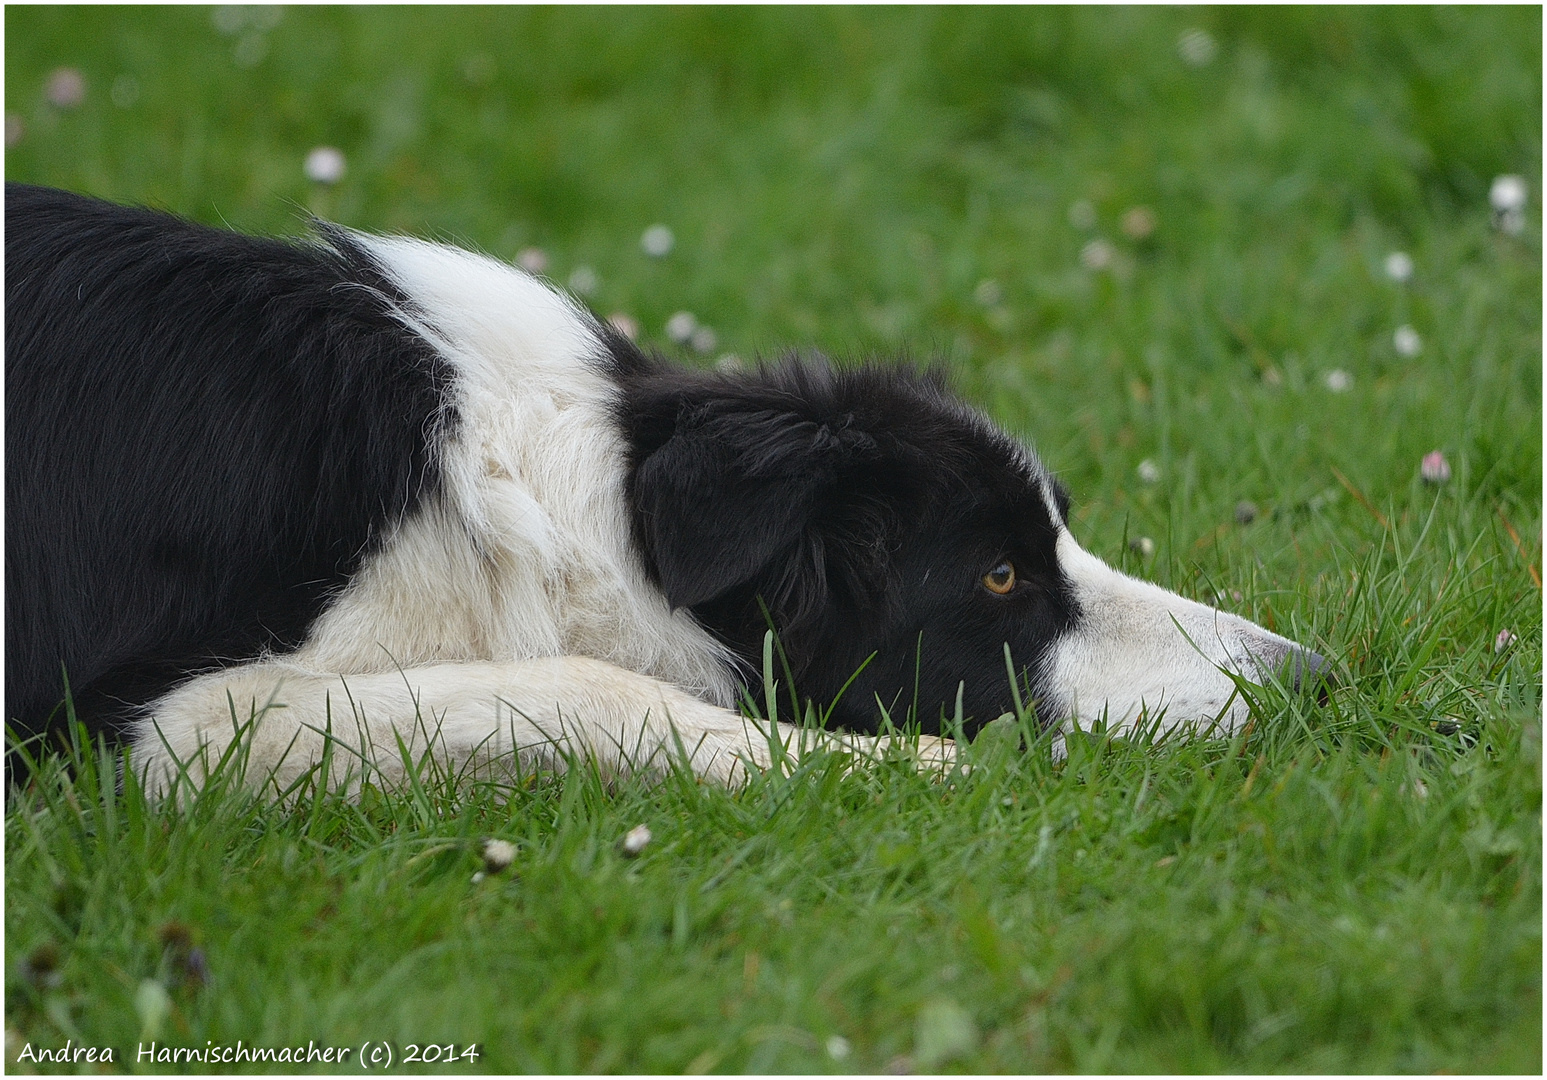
(6, 183), (1325, 793)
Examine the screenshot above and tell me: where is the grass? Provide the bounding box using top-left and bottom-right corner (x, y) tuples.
(5, 6), (1541, 1073)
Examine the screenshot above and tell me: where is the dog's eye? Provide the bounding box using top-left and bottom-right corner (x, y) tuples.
(982, 561), (1016, 595)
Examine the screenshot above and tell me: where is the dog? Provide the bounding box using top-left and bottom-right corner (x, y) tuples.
(6, 183), (1327, 794)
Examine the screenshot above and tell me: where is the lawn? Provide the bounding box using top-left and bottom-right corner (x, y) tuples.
(5, 6), (1541, 1073)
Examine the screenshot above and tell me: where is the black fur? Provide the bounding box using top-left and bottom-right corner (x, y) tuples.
(617, 354), (1079, 737)
(5, 183), (452, 745)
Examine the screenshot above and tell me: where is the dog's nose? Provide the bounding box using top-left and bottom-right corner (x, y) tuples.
(1289, 649), (1334, 702)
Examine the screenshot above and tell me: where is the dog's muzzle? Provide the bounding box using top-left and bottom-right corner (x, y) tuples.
(1042, 531), (1331, 735)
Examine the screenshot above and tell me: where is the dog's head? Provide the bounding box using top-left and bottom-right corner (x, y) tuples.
(621, 356), (1326, 738)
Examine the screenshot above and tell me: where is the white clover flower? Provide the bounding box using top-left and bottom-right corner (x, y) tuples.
(607, 313), (639, 341)
(516, 247), (549, 274)
(303, 146), (346, 184)
(1178, 28), (1218, 67)
(1121, 206), (1156, 240)
(825, 1035), (851, 1060)
(1495, 628), (1516, 653)
(481, 838), (517, 874)
(1491, 175), (1527, 235)
(1080, 238), (1114, 271)
(1392, 325), (1422, 358)
(665, 311), (697, 344)
(1324, 369), (1352, 392)
(619, 824), (652, 857)
(690, 326), (718, 354)
(567, 265), (598, 296)
(1136, 458), (1161, 484)
(45, 68), (86, 109)
(640, 224), (674, 258)
(974, 279), (1003, 306)
(1491, 174), (1527, 213)
(1130, 536), (1156, 559)
(1383, 251), (1413, 283)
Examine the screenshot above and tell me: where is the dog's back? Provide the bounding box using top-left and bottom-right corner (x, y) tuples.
(5, 183), (449, 740)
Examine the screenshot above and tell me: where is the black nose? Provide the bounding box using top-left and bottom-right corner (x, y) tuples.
(1289, 649), (1334, 703)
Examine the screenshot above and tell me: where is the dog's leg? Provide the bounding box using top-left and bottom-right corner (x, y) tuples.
(131, 656), (955, 797)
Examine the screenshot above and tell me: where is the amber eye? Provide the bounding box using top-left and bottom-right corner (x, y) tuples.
(982, 561), (1016, 594)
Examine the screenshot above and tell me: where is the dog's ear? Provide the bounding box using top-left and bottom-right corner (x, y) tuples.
(630, 403), (871, 610)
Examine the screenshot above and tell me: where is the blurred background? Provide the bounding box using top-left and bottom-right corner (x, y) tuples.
(5, 6), (1540, 591)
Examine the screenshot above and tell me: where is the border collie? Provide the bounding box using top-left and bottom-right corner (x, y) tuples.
(6, 183), (1326, 794)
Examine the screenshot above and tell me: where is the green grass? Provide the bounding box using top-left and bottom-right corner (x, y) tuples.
(5, 6), (1541, 1073)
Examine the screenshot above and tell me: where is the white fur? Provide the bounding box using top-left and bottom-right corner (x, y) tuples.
(294, 234), (738, 701)
(1043, 529), (1301, 737)
(133, 658), (953, 796)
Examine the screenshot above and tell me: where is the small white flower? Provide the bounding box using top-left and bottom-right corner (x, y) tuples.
(567, 265), (598, 296)
(1324, 369), (1352, 392)
(1495, 628), (1516, 654)
(1178, 28), (1218, 68)
(1234, 500), (1258, 525)
(690, 326), (718, 354)
(1067, 199), (1096, 230)
(1392, 325), (1422, 358)
(619, 824), (652, 857)
(1121, 206), (1156, 240)
(1490, 174), (1527, 213)
(1491, 175), (1528, 235)
(826, 1035), (852, 1060)
(640, 224), (675, 258)
(1383, 251), (1413, 283)
(1130, 536), (1156, 559)
(45, 67), (86, 109)
(974, 279), (1003, 306)
(1136, 458), (1161, 484)
(665, 311), (697, 344)
(516, 247), (548, 274)
(715, 353), (745, 373)
(1080, 238), (1114, 271)
(481, 838), (517, 874)
(303, 146), (347, 185)
(607, 313), (639, 341)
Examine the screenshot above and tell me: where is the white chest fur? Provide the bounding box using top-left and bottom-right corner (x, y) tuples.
(291, 235), (738, 705)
